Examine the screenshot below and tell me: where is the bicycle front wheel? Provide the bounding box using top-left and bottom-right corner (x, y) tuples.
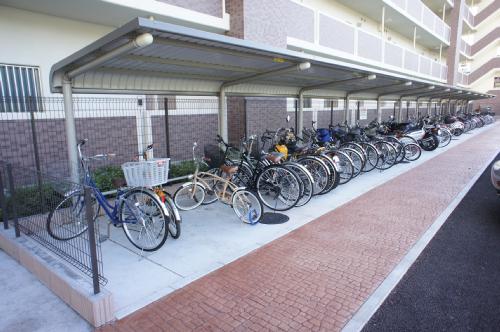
(256, 165), (301, 211)
(231, 189), (263, 224)
(120, 188), (168, 252)
(46, 191), (94, 241)
(173, 182), (205, 210)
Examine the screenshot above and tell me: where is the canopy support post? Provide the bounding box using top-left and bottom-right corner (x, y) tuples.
(344, 95), (350, 124)
(218, 88), (228, 143)
(62, 78), (79, 183)
(297, 92), (304, 138)
(397, 98), (403, 122)
(376, 98), (382, 123)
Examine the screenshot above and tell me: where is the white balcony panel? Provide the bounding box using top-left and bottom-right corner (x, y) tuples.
(431, 61), (441, 78)
(319, 14), (355, 54)
(407, 0), (424, 21)
(404, 50), (419, 72)
(338, 0), (450, 47)
(391, 0), (407, 9)
(441, 64), (448, 81)
(357, 30), (382, 62)
(422, 6), (435, 31)
(384, 42), (404, 68)
(285, 1), (315, 42)
(419, 56), (432, 75)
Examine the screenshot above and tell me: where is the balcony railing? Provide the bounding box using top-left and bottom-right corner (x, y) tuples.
(457, 71), (469, 86)
(385, 0), (451, 43)
(462, 4), (475, 26)
(460, 38), (472, 57)
(286, 7), (447, 82)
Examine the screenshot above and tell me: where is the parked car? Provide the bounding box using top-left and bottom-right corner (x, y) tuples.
(492, 160), (500, 194)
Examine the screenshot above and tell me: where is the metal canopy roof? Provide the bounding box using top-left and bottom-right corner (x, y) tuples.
(50, 17), (493, 101)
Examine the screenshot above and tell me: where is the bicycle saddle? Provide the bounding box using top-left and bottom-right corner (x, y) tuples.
(265, 153), (283, 164)
(220, 165), (238, 175)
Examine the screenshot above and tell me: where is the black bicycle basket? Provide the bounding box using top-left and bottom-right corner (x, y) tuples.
(203, 144), (225, 168)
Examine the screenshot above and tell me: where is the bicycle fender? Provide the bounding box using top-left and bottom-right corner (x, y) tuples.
(128, 186), (171, 218)
(163, 194), (182, 223)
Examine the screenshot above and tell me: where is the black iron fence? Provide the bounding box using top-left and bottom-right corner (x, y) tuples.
(0, 96), (219, 185)
(0, 162), (106, 292)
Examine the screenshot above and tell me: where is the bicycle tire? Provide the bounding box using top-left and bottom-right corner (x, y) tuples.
(163, 193), (181, 239)
(403, 143), (422, 161)
(46, 191), (91, 241)
(283, 162), (313, 207)
(297, 156), (330, 195)
(231, 189), (263, 224)
(120, 188), (168, 252)
(173, 182), (205, 210)
(359, 142), (379, 172)
(374, 141), (397, 170)
(328, 151), (353, 185)
(314, 155), (339, 194)
(339, 148), (363, 178)
(256, 165), (301, 211)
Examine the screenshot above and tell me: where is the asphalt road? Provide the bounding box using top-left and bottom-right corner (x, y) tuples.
(363, 154), (500, 332)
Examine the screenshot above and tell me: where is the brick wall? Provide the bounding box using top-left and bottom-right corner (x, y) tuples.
(472, 90), (500, 113)
(245, 97), (288, 137)
(226, 0), (244, 38)
(227, 97), (246, 144)
(152, 114), (218, 161)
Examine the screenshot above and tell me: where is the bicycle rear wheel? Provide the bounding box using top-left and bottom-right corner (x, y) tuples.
(283, 161), (314, 206)
(359, 142), (379, 172)
(46, 191), (93, 241)
(120, 188), (168, 252)
(374, 141), (397, 170)
(231, 189), (263, 224)
(329, 151), (353, 185)
(297, 156), (330, 195)
(340, 148), (363, 178)
(403, 143), (422, 161)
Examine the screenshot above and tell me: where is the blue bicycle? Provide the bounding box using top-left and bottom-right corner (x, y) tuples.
(46, 139), (169, 252)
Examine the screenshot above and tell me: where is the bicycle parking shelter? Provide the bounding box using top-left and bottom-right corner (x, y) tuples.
(50, 17), (494, 182)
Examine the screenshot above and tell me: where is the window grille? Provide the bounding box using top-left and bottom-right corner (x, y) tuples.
(0, 64), (42, 112)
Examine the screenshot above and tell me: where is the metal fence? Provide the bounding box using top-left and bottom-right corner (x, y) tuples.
(0, 96), (219, 183)
(0, 162), (106, 293)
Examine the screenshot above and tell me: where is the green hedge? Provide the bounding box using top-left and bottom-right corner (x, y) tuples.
(0, 184), (64, 220)
(169, 160), (208, 179)
(92, 165), (124, 192)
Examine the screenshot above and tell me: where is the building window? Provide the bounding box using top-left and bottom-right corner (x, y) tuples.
(0, 64), (42, 112)
(324, 99), (339, 108)
(494, 77), (500, 88)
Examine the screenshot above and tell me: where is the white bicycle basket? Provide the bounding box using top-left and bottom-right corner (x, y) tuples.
(121, 158), (170, 187)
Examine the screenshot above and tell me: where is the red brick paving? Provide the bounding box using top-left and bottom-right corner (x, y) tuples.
(100, 125), (500, 332)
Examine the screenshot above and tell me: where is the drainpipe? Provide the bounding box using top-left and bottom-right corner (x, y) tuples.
(297, 91), (305, 138)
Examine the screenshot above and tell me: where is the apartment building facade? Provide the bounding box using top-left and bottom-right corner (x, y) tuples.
(0, 0), (497, 142)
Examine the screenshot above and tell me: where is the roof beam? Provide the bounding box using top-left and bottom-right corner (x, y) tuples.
(67, 33), (153, 79)
(405, 88), (451, 100)
(300, 74), (377, 94)
(348, 81), (412, 96)
(377, 84), (428, 98)
(399, 86), (436, 98)
(221, 62), (311, 88)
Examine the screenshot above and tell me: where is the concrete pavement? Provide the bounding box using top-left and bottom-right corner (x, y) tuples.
(0, 249), (91, 332)
(97, 125), (500, 331)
